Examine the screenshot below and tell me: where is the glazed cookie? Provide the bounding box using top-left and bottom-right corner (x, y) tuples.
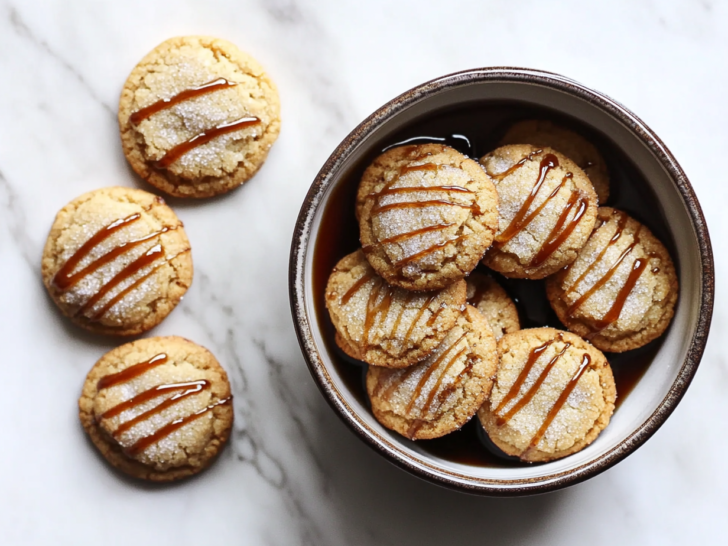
(41, 187), (192, 336)
(326, 250), (467, 368)
(119, 36), (281, 198)
(367, 305), (498, 440)
(478, 328), (616, 463)
(466, 272), (520, 340)
(500, 119), (610, 203)
(546, 207), (678, 352)
(79, 336), (233, 481)
(357, 144), (499, 291)
(479, 145), (598, 279)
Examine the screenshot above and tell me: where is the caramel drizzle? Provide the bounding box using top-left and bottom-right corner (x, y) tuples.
(485, 148), (543, 182)
(526, 354), (592, 451)
(89, 248), (190, 320)
(493, 338), (556, 417)
(529, 193), (588, 267)
(362, 223), (455, 253)
(129, 78), (238, 126)
(106, 380), (211, 438)
(75, 244), (165, 317)
(404, 332), (468, 415)
(53, 210), (147, 289)
(51, 206), (180, 321)
(340, 272), (374, 305)
(393, 235), (466, 268)
(126, 397), (232, 457)
(495, 340), (571, 426)
(373, 185), (473, 198)
(372, 199), (478, 215)
(97, 354), (232, 457)
(419, 346), (470, 417)
(566, 224), (644, 319)
(154, 116), (260, 169)
(368, 162), (480, 268)
(402, 294), (437, 344)
(494, 153), (559, 246)
(406, 354), (478, 438)
(564, 211), (630, 294)
(362, 280), (394, 344)
(97, 353), (168, 390)
(588, 257), (649, 334)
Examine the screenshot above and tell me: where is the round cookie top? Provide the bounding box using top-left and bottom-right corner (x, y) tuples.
(478, 328), (616, 463)
(119, 36), (281, 198)
(79, 336), (233, 481)
(500, 119), (610, 204)
(466, 272), (520, 340)
(326, 250), (466, 368)
(41, 187), (192, 336)
(357, 144), (499, 291)
(366, 305), (498, 440)
(479, 144), (598, 279)
(545, 207), (678, 352)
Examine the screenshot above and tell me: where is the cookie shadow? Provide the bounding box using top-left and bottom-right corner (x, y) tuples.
(310, 403), (569, 545)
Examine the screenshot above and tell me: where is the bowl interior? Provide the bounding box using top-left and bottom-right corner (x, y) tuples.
(299, 75), (706, 492)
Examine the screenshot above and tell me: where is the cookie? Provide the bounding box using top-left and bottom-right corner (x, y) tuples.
(79, 336), (233, 481)
(41, 187), (192, 336)
(479, 145), (598, 279)
(546, 207), (678, 352)
(478, 328), (616, 463)
(119, 36), (281, 198)
(357, 144), (499, 291)
(499, 119), (610, 204)
(466, 272), (520, 340)
(326, 250), (467, 368)
(367, 305), (498, 440)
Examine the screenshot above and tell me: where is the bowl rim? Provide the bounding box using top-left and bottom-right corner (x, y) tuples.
(289, 66), (714, 496)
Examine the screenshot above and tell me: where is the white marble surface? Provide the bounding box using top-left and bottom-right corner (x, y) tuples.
(1, 0), (726, 544)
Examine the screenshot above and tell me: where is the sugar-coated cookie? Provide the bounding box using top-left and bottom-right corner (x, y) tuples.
(79, 336), (233, 481)
(546, 207), (678, 352)
(357, 144), (499, 291)
(367, 305), (497, 440)
(326, 250), (466, 368)
(466, 272), (520, 340)
(41, 187), (192, 336)
(478, 328), (616, 462)
(479, 145), (598, 279)
(500, 119), (610, 204)
(119, 36), (281, 198)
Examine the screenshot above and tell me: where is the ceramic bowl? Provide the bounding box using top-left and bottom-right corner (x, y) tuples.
(289, 67), (713, 496)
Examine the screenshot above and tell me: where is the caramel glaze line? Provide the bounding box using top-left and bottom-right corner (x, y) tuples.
(493, 172), (570, 250)
(125, 396), (232, 457)
(129, 78), (238, 126)
(524, 353), (592, 453)
(107, 380), (211, 438)
(97, 353), (168, 390)
(563, 210), (629, 295)
(495, 341), (572, 426)
(493, 153), (559, 246)
(403, 332), (468, 415)
(529, 192), (588, 267)
(75, 244), (165, 317)
(566, 225), (643, 318)
(493, 337), (557, 416)
(154, 116), (260, 169)
(52, 202), (159, 290)
(89, 248), (191, 321)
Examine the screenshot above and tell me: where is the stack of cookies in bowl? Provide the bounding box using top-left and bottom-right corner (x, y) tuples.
(323, 124), (678, 463)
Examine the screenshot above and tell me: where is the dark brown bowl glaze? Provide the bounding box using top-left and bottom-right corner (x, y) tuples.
(289, 67), (714, 496)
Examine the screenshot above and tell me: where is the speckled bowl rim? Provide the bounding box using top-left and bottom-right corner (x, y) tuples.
(289, 67), (714, 496)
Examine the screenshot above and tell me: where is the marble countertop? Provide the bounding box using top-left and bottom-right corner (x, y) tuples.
(1, 0), (726, 544)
